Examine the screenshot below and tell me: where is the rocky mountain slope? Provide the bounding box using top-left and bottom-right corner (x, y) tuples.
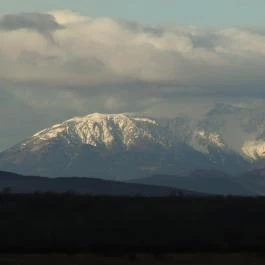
(1, 104), (265, 179)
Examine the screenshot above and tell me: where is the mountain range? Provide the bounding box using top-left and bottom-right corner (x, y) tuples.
(1, 104), (265, 192)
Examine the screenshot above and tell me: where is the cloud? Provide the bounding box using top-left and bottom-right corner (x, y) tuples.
(1, 10), (265, 149)
(0, 13), (64, 44)
(104, 96), (127, 112)
(0, 10), (264, 98)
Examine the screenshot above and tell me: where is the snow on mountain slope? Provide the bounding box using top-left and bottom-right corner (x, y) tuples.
(195, 130), (225, 148)
(21, 112), (229, 153)
(199, 104), (265, 161)
(0, 108), (258, 178)
(242, 140), (265, 159)
(29, 113), (161, 149)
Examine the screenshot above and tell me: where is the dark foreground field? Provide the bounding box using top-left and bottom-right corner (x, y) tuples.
(1, 193), (265, 259)
(1, 253), (265, 265)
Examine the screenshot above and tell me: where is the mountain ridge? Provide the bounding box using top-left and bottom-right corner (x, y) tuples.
(1, 105), (265, 179)
(128, 169), (256, 196)
(0, 170), (201, 196)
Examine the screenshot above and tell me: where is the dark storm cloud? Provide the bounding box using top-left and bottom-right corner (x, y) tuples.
(0, 13), (64, 43)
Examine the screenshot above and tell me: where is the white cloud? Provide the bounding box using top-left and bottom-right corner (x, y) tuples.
(1, 10), (265, 149)
(49, 10), (90, 25)
(0, 10), (264, 94)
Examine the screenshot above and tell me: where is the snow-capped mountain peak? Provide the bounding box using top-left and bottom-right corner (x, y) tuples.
(1, 107), (263, 179)
(31, 113), (160, 149)
(30, 112), (230, 153)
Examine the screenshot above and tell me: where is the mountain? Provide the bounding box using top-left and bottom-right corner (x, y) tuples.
(238, 169), (265, 195)
(129, 170), (255, 196)
(0, 111), (251, 179)
(200, 104), (265, 161)
(0, 171), (200, 197)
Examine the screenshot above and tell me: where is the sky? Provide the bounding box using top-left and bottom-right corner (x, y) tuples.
(1, 0), (265, 150)
(1, 0), (265, 27)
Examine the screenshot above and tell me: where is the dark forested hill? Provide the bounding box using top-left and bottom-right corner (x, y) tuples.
(0, 171), (200, 197)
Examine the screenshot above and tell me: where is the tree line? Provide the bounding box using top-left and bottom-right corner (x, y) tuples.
(1, 193), (265, 254)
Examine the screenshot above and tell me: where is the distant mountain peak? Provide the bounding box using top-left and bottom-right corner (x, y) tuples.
(31, 112), (160, 149)
(67, 112), (131, 121)
(0, 109), (258, 178)
(207, 103), (246, 116)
